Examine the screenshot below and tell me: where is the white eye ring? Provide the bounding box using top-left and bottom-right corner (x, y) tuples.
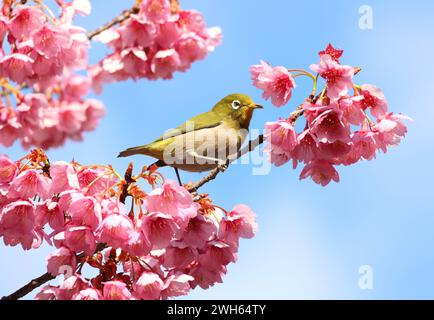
(231, 100), (241, 110)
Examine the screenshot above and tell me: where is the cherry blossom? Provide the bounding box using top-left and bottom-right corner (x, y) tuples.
(250, 60), (296, 107)
(0, 150), (257, 300)
(90, 0), (221, 89)
(252, 45), (409, 186)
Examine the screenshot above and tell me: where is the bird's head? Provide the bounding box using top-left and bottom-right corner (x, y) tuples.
(212, 93), (263, 129)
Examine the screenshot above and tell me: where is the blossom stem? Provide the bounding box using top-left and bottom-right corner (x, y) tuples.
(310, 74), (319, 98)
(33, 0), (56, 24)
(87, 4), (141, 40)
(288, 69), (316, 82)
(187, 135), (264, 193)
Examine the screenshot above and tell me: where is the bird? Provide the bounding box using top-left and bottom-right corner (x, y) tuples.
(118, 93), (263, 185)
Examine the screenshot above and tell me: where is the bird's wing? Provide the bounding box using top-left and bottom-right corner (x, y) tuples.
(151, 111), (223, 142)
(117, 112), (224, 159)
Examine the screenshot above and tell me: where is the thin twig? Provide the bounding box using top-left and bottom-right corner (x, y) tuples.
(86, 0), (180, 40)
(187, 135), (264, 193)
(86, 6), (139, 40)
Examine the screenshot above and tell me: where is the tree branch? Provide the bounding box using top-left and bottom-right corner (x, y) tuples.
(1, 272), (55, 300)
(86, 0), (180, 40)
(87, 5), (140, 40)
(187, 134), (264, 193)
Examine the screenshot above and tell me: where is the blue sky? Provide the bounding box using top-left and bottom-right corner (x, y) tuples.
(1, 0), (434, 299)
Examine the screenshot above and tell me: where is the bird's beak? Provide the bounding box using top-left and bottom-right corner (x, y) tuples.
(250, 103), (263, 109)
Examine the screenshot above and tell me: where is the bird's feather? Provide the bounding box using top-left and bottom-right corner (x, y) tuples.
(117, 111), (224, 158)
(151, 111), (224, 142)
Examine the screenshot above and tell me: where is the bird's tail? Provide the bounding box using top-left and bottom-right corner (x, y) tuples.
(117, 145), (149, 158)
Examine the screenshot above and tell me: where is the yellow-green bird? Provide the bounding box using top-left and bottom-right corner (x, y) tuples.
(118, 94), (263, 183)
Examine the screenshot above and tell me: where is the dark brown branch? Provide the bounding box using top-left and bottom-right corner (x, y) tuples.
(1, 272), (55, 300)
(119, 162), (135, 204)
(187, 134), (264, 193)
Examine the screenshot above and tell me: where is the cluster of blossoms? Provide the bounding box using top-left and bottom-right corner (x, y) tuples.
(89, 0), (222, 92)
(251, 44), (409, 186)
(0, 150), (257, 300)
(0, 71), (105, 149)
(0, 0), (105, 149)
(0, 1), (90, 86)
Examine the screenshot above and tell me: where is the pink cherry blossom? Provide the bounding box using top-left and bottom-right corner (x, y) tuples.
(73, 288), (103, 300)
(0, 107), (21, 147)
(202, 241), (237, 267)
(57, 102), (87, 134)
(338, 95), (366, 126)
(0, 155), (18, 184)
(120, 48), (148, 78)
(250, 60), (296, 107)
(35, 200), (64, 231)
(140, 0), (172, 24)
(163, 241), (197, 269)
(68, 196), (102, 230)
(300, 160), (340, 186)
(49, 161), (80, 194)
(57, 274), (90, 300)
(35, 285), (59, 300)
(64, 225), (96, 255)
(155, 21), (181, 48)
(264, 119), (297, 166)
(8, 5), (45, 40)
(61, 74), (90, 101)
(359, 84), (388, 119)
(319, 43), (344, 63)
(77, 167), (116, 196)
(178, 214), (216, 248)
(177, 37), (206, 71)
(318, 140), (352, 160)
(219, 204), (258, 247)
(82, 99), (105, 131)
(145, 180), (198, 224)
(121, 16), (157, 48)
(97, 213), (134, 250)
(162, 274), (194, 299)
(126, 229), (151, 257)
(150, 49), (181, 79)
(133, 271), (164, 300)
(310, 54), (354, 100)
(374, 113), (410, 152)
(292, 130), (318, 164)
(141, 212), (178, 249)
(1, 150), (257, 300)
(0, 200), (40, 250)
(8, 169), (51, 200)
(345, 130), (378, 164)
(0, 53), (34, 83)
(32, 24), (71, 59)
(90, 4), (220, 88)
(189, 258), (226, 290)
(103, 281), (131, 300)
(310, 109), (350, 143)
(47, 246), (77, 276)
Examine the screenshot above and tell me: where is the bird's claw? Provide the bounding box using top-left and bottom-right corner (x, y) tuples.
(217, 162), (229, 173)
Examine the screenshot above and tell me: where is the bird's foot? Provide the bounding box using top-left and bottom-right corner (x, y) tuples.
(217, 160), (229, 173)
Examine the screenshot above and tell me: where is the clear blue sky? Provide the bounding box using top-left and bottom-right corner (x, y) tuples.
(1, 0), (434, 299)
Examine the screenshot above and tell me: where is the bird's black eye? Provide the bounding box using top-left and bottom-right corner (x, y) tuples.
(231, 100), (241, 110)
